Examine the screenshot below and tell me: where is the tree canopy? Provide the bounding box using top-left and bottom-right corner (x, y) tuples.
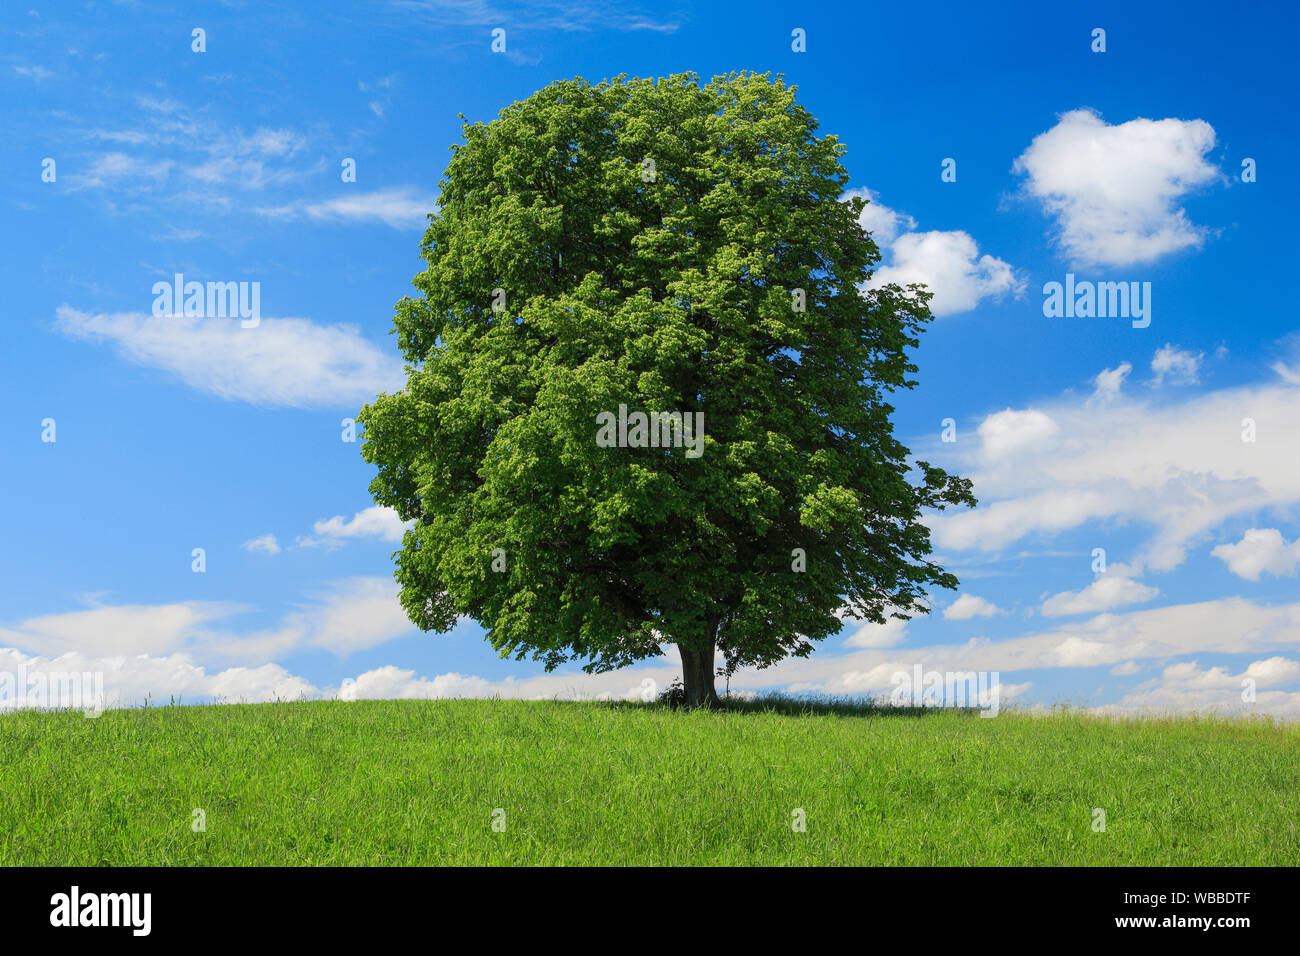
(358, 71), (975, 707)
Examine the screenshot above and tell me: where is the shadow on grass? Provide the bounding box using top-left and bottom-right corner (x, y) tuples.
(599, 692), (992, 719)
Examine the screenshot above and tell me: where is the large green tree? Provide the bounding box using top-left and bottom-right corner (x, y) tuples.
(358, 72), (975, 708)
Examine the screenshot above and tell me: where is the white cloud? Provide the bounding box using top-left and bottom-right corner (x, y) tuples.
(13, 64), (54, 81)
(0, 602), (239, 659)
(846, 188), (1021, 317)
(1159, 656), (1300, 690)
(927, 364), (1300, 570)
(1013, 108), (1220, 266)
(393, 0), (680, 33)
(1151, 344), (1203, 385)
(276, 577), (419, 656)
(1097, 657), (1300, 719)
(842, 616), (908, 648)
(1091, 361), (1132, 403)
(73, 98), (314, 199)
(1041, 574), (1159, 617)
(342, 665), (672, 703)
(851, 188), (916, 246)
(257, 187), (439, 230)
(0, 577), (417, 664)
(296, 506), (409, 548)
(1272, 361), (1300, 386)
(71, 152), (174, 190)
(0, 647), (316, 712)
(1212, 528), (1300, 581)
(727, 597), (1300, 704)
(236, 127), (305, 157)
(977, 408), (1059, 460)
(1242, 656), (1300, 686)
(871, 230), (1022, 317)
(943, 594), (1002, 620)
(7, 596), (1300, 718)
(54, 307), (404, 408)
(243, 533), (281, 555)
(0, 648), (686, 713)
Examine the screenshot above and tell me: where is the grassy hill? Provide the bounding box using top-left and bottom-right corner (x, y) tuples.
(1, 698), (1296, 865)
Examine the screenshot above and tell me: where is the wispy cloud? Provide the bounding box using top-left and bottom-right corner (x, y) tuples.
(65, 96), (320, 201)
(256, 187), (439, 230)
(389, 0), (681, 33)
(1151, 343), (1204, 386)
(54, 306), (404, 409)
(13, 64), (54, 80)
(243, 533), (282, 556)
(69, 151), (174, 191)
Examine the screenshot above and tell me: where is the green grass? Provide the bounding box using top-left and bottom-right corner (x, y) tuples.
(1, 698), (1296, 865)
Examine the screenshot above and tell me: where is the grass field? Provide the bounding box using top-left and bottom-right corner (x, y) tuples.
(1, 698), (1296, 865)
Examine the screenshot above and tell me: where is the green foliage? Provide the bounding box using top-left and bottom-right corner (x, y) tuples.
(2, 700), (1297, 865)
(358, 72), (975, 678)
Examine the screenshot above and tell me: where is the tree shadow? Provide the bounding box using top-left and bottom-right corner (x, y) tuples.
(608, 691), (993, 719)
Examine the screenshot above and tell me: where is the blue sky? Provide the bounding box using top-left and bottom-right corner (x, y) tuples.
(3, 0), (1300, 716)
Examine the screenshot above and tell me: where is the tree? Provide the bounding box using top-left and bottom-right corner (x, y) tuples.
(357, 72), (975, 709)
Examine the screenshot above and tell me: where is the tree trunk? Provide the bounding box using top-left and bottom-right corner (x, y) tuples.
(678, 640), (721, 709)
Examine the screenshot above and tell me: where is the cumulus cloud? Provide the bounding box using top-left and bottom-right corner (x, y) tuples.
(926, 362), (1300, 570)
(842, 616), (909, 648)
(0, 649), (685, 713)
(1097, 657), (1300, 719)
(726, 597), (1300, 704)
(343, 665), (673, 703)
(978, 408), (1060, 460)
(1160, 656), (1300, 690)
(1151, 344), (1203, 386)
(257, 187), (439, 230)
(54, 307), (404, 409)
(0, 577), (417, 664)
(943, 594), (1002, 620)
(1212, 528), (1300, 581)
(1013, 108), (1220, 266)
(852, 189), (917, 246)
(846, 188), (1022, 317)
(871, 231), (1022, 317)
(7, 595), (1300, 718)
(0, 647), (316, 712)
(1041, 574), (1160, 617)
